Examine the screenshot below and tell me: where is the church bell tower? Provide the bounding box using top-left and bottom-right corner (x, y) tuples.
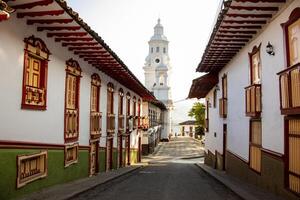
(143, 19), (173, 139)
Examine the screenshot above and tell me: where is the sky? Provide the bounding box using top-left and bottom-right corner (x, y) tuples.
(67, 0), (222, 129)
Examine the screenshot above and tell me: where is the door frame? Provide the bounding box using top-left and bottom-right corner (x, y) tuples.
(105, 138), (113, 171)
(89, 139), (99, 176)
(223, 123), (227, 170)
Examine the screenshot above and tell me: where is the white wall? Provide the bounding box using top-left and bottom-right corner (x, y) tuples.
(205, 89), (224, 155)
(0, 14), (142, 148)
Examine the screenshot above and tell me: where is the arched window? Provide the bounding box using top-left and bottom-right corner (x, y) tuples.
(64, 59), (82, 143)
(118, 88), (125, 132)
(64, 59), (81, 167)
(90, 73), (101, 139)
(107, 82), (115, 135)
(248, 44), (261, 84)
(22, 35), (51, 110)
(107, 82), (114, 114)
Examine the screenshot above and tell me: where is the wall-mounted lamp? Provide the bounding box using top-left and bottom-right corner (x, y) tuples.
(266, 42), (275, 56)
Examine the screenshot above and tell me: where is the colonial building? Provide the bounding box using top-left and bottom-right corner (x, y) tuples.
(0, 0), (163, 199)
(189, 0), (300, 199)
(178, 120), (197, 138)
(141, 100), (166, 155)
(143, 19), (174, 140)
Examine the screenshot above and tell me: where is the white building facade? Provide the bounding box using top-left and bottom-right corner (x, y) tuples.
(0, 1), (161, 199)
(189, 1), (300, 199)
(143, 19), (173, 139)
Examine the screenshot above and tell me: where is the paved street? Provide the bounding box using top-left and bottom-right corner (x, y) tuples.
(72, 137), (242, 200)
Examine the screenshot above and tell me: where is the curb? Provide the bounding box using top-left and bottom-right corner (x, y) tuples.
(20, 166), (143, 200)
(194, 163), (246, 200)
(195, 163), (285, 200)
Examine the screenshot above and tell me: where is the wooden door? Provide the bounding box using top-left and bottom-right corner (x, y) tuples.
(106, 138), (113, 171)
(89, 141), (99, 176)
(223, 124), (227, 170)
(118, 135), (123, 168)
(137, 136), (141, 162)
(125, 135), (131, 165)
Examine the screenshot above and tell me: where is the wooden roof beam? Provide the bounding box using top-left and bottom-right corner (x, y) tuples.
(223, 20), (266, 24)
(17, 10), (64, 18)
(47, 32), (87, 37)
(226, 13), (272, 18)
(55, 37), (93, 42)
(12, 0), (54, 9)
(62, 42), (98, 46)
(27, 19), (73, 25)
(229, 6), (278, 11)
(219, 30), (257, 34)
(38, 26), (81, 32)
(216, 34), (253, 38)
(220, 25), (261, 29)
(74, 50), (107, 54)
(68, 47), (103, 51)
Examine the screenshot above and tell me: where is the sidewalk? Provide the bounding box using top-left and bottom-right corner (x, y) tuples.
(19, 166), (143, 200)
(196, 163), (285, 200)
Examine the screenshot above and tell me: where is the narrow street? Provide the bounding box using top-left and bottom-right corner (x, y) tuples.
(72, 137), (242, 200)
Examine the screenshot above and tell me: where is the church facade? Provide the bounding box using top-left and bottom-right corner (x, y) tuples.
(143, 19), (174, 139)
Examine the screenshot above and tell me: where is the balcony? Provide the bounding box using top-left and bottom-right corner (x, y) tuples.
(118, 115), (125, 132)
(107, 113), (115, 135)
(245, 84), (261, 117)
(219, 98), (227, 118)
(65, 109), (78, 140)
(141, 116), (149, 130)
(278, 63), (300, 115)
(90, 112), (102, 139)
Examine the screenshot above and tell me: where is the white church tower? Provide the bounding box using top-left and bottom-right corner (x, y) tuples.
(143, 19), (173, 139)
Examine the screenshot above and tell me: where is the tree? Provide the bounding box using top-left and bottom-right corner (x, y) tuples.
(188, 102), (206, 138)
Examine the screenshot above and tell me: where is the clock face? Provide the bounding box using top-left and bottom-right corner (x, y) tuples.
(155, 58), (160, 63)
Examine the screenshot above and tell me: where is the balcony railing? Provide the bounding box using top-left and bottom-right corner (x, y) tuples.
(278, 63), (300, 115)
(107, 113), (115, 135)
(90, 111), (102, 138)
(65, 109), (78, 139)
(219, 98), (227, 118)
(118, 115), (125, 132)
(245, 84), (261, 117)
(24, 85), (45, 106)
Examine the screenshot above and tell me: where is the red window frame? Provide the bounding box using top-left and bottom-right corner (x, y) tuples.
(21, 35), (51, 110)
(64, 59), (82, 143)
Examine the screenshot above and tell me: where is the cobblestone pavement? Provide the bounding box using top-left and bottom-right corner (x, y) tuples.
(72, 137), (242, 200)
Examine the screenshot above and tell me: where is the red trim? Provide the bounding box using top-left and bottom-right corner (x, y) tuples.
(64, 59), (82, 143)
(0, 140), (89, 150)
(12, 0), (54, 9)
